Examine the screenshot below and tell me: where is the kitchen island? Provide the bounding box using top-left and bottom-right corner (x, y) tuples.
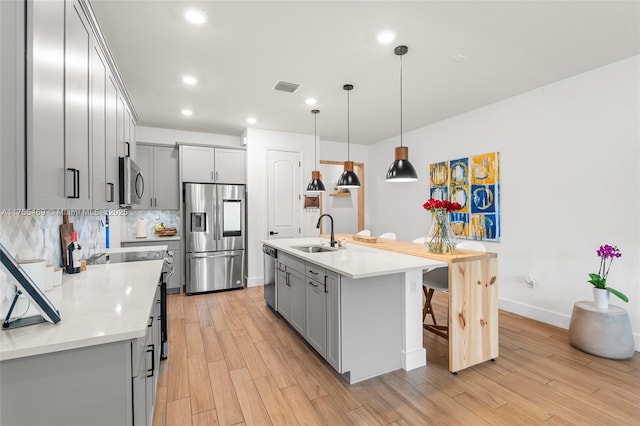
(262, 237), (447, 384)
(264, 235), (499, 381)
(0, 246), (166, 426)
(334, 234), (500, 374)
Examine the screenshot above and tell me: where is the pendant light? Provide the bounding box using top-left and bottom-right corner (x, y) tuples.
(306, 109), (326, 192)
(336, 84), (361, 188)
(385, 45), (418, 182)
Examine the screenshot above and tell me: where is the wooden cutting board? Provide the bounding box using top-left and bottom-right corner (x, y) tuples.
(60, 211), (74, 268)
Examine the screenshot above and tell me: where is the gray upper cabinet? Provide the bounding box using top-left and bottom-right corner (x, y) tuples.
(64, 0), (92, 209)
(24, 0), (136, 209)
(214, 148), (246, 184)
(135, 145), (179, 210)
(26, 0), (66, 209)
(180, 145), (246, 184)
(105, 75), (119, 207)
(91, 44), (109, 209)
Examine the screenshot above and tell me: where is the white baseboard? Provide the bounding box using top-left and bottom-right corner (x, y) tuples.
(499, 298), (640, 352)
(246, 276), (264, 288)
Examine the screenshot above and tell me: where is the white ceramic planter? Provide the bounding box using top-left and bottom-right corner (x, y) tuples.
(593, 288), (610, 309)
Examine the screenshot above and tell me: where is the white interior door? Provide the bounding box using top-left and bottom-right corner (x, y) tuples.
(267, 149), (301, 239)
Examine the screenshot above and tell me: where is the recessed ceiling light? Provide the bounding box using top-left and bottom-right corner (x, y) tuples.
(182, 75), (198, 85)
(305, 98), (317, 106)
(181, 109), (193, 116)
(246, 117), (257, 124)
(184, 8), (208, 25)
(377, 31), (396, 44)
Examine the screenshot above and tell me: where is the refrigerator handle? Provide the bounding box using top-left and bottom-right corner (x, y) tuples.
(213, 194), (220, 241)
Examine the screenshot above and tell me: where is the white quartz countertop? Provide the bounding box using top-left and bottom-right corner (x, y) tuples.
(0, 246), (166, 361)
(121, 235), (180, 243)
(262, 237), (446, 279)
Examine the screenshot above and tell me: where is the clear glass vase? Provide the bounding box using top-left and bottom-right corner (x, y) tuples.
(426, 209), (457, 254)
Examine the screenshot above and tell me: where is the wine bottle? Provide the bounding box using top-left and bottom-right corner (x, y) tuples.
(66, 231), (82, 274)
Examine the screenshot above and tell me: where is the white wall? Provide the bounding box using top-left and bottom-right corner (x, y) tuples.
(246, 128), (315, 287)
(136, 126), (241, 147)
(368, 56), (640, 349)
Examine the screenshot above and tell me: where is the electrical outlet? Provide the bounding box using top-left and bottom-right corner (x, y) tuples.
(525, 275), (535, 288)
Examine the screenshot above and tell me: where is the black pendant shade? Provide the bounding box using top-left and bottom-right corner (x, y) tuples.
(337, 84), (361, 188)
(386, 146), (418, 182)
(307, 171), (326, 192)
(386, 45), (418, 183)
(306, 109), (326, 193)
(337, 161), (361, 188)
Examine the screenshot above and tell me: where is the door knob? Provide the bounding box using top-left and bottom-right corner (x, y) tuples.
(269, 231), (279, 235)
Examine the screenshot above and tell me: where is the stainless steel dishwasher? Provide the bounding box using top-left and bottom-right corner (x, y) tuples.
(262, 245), (277, 309)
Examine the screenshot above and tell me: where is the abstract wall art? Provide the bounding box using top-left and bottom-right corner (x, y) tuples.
(429, 152), (500, 241)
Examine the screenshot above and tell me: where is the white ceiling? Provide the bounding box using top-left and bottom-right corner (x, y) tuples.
(90, 1), (640, 145)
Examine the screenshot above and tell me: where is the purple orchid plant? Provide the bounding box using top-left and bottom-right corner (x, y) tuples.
(588, 244), (628, 302)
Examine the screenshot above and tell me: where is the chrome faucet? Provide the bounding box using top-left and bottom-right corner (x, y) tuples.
(316, 214), (336, 247)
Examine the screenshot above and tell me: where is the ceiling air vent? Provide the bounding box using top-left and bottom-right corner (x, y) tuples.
(273, 80), (301, 93)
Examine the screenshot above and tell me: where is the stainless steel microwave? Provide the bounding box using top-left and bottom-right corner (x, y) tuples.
(119, 156), (144, 207)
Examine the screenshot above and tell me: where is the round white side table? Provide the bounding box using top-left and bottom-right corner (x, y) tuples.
(568, 301), (635, 359)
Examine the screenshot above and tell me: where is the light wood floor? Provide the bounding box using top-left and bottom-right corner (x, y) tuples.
(153, 287), (640, 426)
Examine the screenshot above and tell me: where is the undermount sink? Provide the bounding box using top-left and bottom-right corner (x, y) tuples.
(292, 245), (337, 253)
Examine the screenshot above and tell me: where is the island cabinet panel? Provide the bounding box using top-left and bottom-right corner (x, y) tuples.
(305, 263), (327, 358)
(276, 262), (291, 321)
(340, 273), (404, 383)
(289, 270), (306, 335)
(277, 252), (305, 325)
(449, 256), (499, 373)
(325, 269), (341, 372)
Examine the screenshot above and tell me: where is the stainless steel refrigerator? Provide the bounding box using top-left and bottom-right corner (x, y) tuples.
(184, 183), (246, 294)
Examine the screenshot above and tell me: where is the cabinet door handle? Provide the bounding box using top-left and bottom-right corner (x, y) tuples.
(308, 270), (318, 276)
(210, 171), (214, 181)
(75, 169), (80, 199)
(125, 141), (130, 157)
(215, 171), (219, 181)
(324, 275), (328, 294)
(146, 344), (155, 377)
(286, 272), (291, 286)
(107, 182), (114, 202)
(308, 281), (318, 288)
(66, 168), (79, 199)
(269, 231), (279, 236)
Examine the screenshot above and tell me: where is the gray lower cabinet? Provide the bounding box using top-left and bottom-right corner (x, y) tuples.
(277, 253), (306, 335)
(0, 286), (161, 426)
(305, 273), (327, 358)
(122, 240), (181, 292)
(274, 252), (342, 373)
(276, 263), (291, 321)
(289, 269), (306, 335)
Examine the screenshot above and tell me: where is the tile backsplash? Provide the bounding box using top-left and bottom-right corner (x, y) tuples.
(0, 210), (110, 267)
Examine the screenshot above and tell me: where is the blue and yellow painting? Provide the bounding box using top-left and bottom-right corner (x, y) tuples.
(429, 152), (500, 241)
